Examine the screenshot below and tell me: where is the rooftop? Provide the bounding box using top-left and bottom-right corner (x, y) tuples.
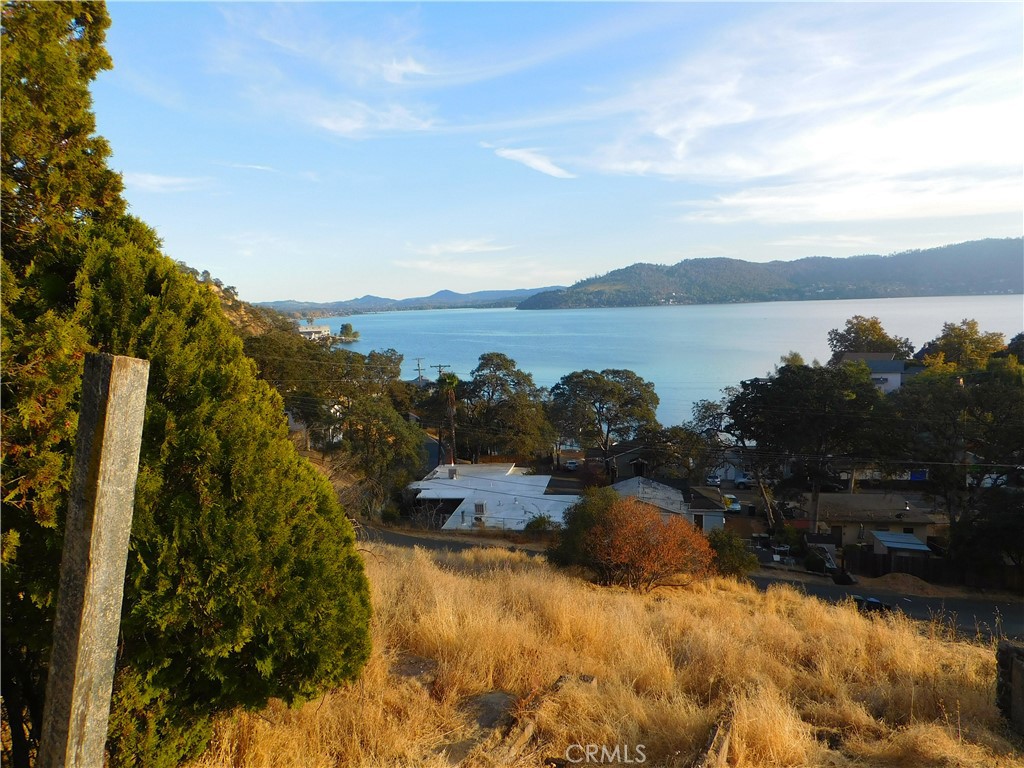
(871, 531), (933, 552)
(408, 464), (578, 531)
(612, 476), (692, 515)
(814, 493), (937, 524)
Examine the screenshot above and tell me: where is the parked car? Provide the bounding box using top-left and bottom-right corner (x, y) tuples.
(722, 493), (742, 512)
(565, 460), (578, 471)
(705, 474), (721, 487)
(734, 472), (755, 489)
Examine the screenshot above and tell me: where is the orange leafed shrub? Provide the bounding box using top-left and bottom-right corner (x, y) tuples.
(583, 497), (714, 591)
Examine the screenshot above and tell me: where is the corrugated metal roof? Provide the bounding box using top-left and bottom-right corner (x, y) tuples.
(409, 464), (578, 531)
(871, 531), (931, 552)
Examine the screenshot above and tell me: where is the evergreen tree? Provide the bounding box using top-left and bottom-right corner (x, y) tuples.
(1, 5), (370, 764)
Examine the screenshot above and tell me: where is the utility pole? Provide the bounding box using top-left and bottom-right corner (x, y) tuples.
(431, 365), (455, 465)
(38, 354), (150, 768)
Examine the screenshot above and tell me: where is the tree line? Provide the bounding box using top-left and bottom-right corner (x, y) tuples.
(2, 5), (369, 765)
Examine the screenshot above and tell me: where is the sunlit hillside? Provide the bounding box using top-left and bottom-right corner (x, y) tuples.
(188, 545), (1019, 768)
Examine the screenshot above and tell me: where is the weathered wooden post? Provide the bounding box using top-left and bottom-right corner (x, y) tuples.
(37, 353), (150, 768)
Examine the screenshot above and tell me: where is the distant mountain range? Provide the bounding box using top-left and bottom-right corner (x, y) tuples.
(517, 239), (1023, 309)
(260, 238), (1022, 315)
(259, 286), (566, 316)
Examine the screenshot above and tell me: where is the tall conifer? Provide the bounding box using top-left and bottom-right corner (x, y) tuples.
(1, 4), (371, 764)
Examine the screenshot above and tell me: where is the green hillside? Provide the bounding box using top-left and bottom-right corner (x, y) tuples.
(518, 239), (1023, 309)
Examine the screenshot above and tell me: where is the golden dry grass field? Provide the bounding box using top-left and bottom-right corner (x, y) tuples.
(188, 545), (1021, 768)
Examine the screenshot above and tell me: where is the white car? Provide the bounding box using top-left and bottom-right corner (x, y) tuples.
(565, 460), (579, 471)
(722, 494), (742, 512)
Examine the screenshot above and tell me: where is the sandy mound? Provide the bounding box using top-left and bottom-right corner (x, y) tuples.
(864, 572), (949, 597)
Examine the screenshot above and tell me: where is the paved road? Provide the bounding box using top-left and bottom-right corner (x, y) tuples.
(748, 575), (1023, 640)
(361, 526), (1024, 640)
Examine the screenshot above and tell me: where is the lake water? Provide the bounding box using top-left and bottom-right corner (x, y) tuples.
(323, 295), (1023, 426)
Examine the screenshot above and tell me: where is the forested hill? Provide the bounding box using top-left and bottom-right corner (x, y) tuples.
(517, 238), (1023, 309)
(261, 285), (565, 316)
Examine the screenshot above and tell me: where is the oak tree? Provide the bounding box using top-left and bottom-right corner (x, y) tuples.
(550, 368), (660, 459)
(827, 315), (914, 365)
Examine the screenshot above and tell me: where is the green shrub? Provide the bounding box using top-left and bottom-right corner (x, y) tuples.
(524, 514), (560, 532)
(707, 528), (759, 578)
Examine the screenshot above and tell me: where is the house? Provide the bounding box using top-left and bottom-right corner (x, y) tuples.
(297, 325), (332, 342)
(407, 463), (578, 531)
(840, 352), (922, 394)
(406, 464), (726, 535)
(612, 476), (725, 533)
(813, 493), (944, 547)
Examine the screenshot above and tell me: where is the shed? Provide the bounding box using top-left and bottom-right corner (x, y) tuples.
(870, 531), (932, 556)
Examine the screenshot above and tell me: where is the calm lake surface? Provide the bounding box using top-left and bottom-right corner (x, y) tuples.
(325, 295), (1024, 426)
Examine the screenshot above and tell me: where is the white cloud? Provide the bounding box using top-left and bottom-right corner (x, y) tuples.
(313, 100), (436, 137)
(226, 163), (276, 172)
(679, 174), (1023, 225)
(123, 173), (210, 193)
(584, 5), (1022, 225)
(382, 55), (430, 84)
(767, 234), (882, 251)
(493, 148), (575, 179)
(393, 256), (579, 288)
(408, 238), (514, 257)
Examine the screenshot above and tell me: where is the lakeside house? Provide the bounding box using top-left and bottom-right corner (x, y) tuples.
(840, 352), (923, 394)
(407, 464), (578, 531)
(297, 325), (332, 342)
(812, 493), (944, 547)
(406, 465), (725, 534)
(612, 476), (724, 533)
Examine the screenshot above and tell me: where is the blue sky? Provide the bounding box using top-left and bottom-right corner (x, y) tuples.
(92, 2), (1023, 303)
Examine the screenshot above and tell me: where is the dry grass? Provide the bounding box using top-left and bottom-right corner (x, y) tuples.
(188, 545), (1020, 768)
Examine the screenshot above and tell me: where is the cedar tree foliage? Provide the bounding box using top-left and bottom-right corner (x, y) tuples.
(1, 4), (371, 766)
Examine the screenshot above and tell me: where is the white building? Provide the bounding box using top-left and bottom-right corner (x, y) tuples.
(408, 464), (578, 531)
(612, 476), (725, 533)
(298, 325), (332, 342)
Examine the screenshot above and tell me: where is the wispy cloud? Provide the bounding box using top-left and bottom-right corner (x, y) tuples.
(584, 5), (1022, 222)
(123, 173), (210, 193)
(768, 234), (881, 251)
(493, 147), (575, 179)
(679, 174), (1022, 225)
(313, 99), (436, 137)
(382, 55), (430, 84)
(394, 256), (578, 288)
(407, 238), (514, 257)
(225, 163), (276, 172)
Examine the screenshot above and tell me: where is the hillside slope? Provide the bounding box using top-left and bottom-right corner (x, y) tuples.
(519, 238), (1023, 309)
(188, 544), (1017, 768)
